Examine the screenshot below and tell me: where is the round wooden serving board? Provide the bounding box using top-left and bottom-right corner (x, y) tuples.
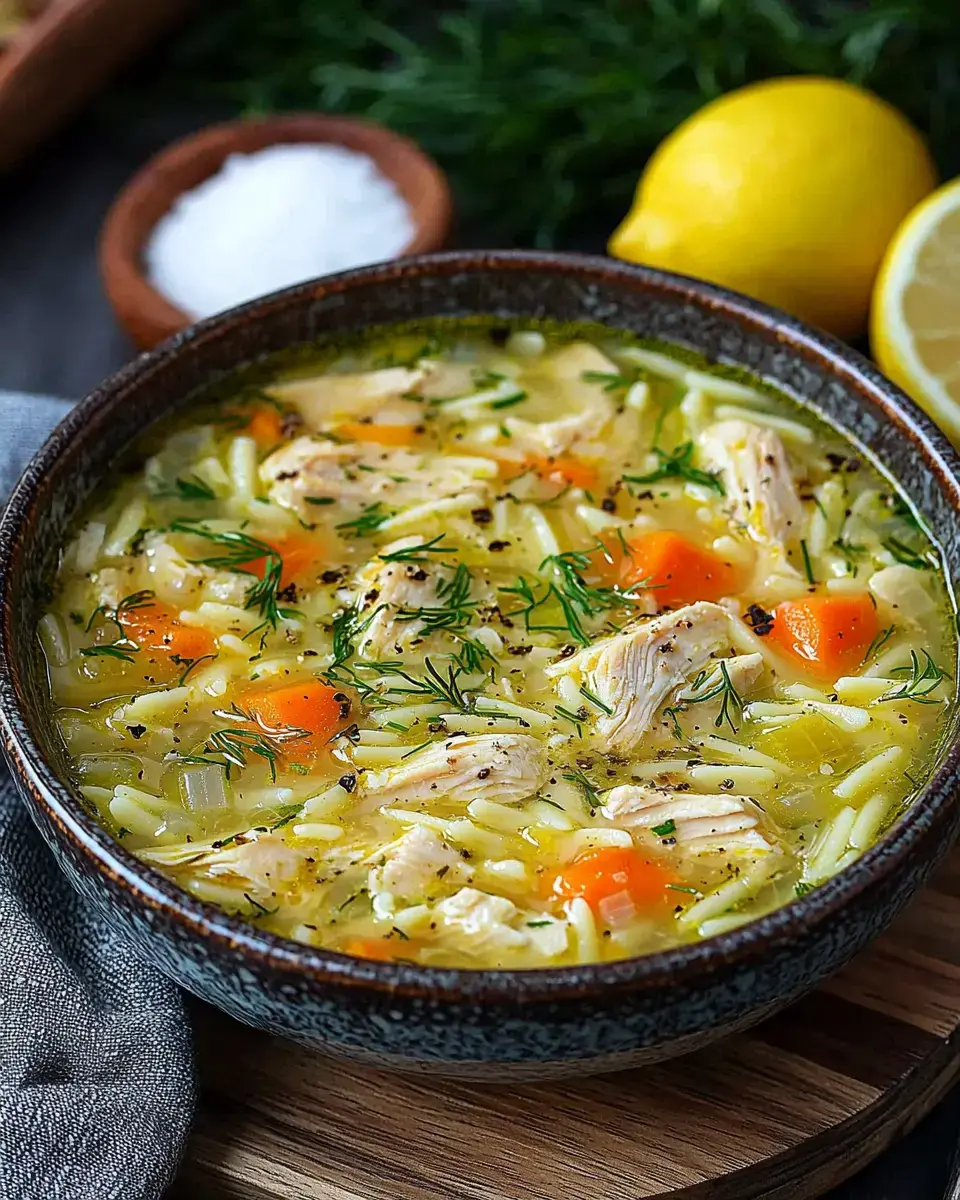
(174, 849), (960, 1200)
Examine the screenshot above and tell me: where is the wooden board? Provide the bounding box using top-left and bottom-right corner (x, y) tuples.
(0, 0), (192, 170)
(174, 849), (960, 1200)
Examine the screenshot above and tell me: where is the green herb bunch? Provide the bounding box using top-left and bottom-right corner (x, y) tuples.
(139, 0), (960, 246)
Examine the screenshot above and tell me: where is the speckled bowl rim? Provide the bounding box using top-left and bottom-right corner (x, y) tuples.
(3, 249), (960, 1004)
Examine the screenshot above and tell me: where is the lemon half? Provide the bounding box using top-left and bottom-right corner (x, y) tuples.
(871, 179), (960, 444)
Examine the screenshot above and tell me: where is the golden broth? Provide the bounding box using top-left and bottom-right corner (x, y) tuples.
(39, 324), (956, 968)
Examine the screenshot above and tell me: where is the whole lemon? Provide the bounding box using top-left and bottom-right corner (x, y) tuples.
(609, 77), (937, 339)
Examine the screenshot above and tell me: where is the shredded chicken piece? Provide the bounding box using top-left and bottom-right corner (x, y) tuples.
(700, 419), (803, 547)
(265, 365), (429, 426)
(138, 831), (303, 898)
(260, 436), (494, 520)
(349, 537), (444, 657)
(368, 825), (462, 901)
(601, 784), (779, 856)
(435, 887), (526, 952)
(500, 342), (618, 457)
(545, 601), (761, 751)
(362, 733), (547, 807)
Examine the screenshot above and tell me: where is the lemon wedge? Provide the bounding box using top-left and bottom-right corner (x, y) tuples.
(871, 179), (960, 443)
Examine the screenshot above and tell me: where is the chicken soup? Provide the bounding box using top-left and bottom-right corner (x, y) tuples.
(39, 325), (956, 967)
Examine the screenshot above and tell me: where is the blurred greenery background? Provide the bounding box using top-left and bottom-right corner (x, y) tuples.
(139, 0), (960, 247)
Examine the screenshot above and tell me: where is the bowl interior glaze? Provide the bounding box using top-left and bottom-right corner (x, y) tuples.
(3, 250), (960, 1004)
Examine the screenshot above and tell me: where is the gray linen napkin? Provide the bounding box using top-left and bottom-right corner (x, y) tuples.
(0, 394), (195, 1200)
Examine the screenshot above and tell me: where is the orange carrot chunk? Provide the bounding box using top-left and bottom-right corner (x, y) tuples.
(524, 454), (599, 492)
(337, 421), (418, 446)
(246, 406), (285, 447)
(601, 529), (737, 606)
(270, 534), (327, 589)
(243, 679), (347, 761)
(550, 847), (678, 914)
(342, 937), (395, 962)
(119, 602), (215, 664)
(768, 593), (879, 678)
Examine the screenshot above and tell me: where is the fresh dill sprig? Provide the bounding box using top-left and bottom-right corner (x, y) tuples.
(170, 520), (300, 642)
(624, 442), (724, 494)
(580, 368), (646, 393)
(358, 657), (474, 712)
(500, 543), (644, 648)
(799, 539), (816, 585)
(883, 534), (936, 570)
(335, 502), (394, 538)
(880, 650), (949, 705)
(578, 684), (613, 715)
(562, 767), (599, 810)
(85, 588), (155, 634)
(170, 652), (218, 685)
(679, 660), (744, 733)
(174, 475), (216, 501)
(861, 625), (895, 667)
(451, 633), (497, 674)
(377, 535), (457, 563)
(81, 588), (156, 662)
(79, 641), (140, 663)
(555, 704), (586, 737)
(396, 562), (478, 633)
(331, 602), (385, 666)
(195, 702), (311, 781)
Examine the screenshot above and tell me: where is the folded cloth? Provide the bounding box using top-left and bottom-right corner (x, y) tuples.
(0, 394), (195, 1200)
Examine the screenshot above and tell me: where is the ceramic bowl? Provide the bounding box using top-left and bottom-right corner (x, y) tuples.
(99, 113), (454, 350)
(2, 251), (960, 1079)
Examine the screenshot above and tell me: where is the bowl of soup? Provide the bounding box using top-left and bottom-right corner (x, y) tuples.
(1, 251), (959, 1077)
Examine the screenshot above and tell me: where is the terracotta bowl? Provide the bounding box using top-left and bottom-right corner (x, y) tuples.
(2, 252), (960, 1078)
(99, 113), (454, 350)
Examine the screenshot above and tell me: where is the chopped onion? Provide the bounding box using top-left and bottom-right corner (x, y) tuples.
(598, 889), (636, 929)
(179, 764), (228, 812)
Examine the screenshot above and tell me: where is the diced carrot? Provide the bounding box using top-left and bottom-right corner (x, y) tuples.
(246, 406), (285, 447)
(271, 534), (327, 589)
(768, 593), (879, 678)
(249, 534), (327, 591)
(243, 679), (347, 761)
(342, 937), (395, 962)
(550, 847), (678, 914)
(597, 529), (737, 607)
(337, 421), (418, 446)
(119, 602), (216, 665)
(524, 453), (599, 492)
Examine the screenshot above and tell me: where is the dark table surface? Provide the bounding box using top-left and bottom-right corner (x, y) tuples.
(1, 107), (958, 1200)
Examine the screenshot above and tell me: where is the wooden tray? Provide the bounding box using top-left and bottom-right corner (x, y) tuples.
(0, 0), (192, 171)
(172, 849), (960, 1199)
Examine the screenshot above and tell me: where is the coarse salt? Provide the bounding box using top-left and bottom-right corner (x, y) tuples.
(146, 143), (416, 320)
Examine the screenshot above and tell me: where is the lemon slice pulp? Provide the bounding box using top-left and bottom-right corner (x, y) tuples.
(871, 179), (960, 443)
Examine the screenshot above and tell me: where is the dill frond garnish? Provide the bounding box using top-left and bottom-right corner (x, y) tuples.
(331, 602), (386, 666)
(679, 660), (744, 733)
(189, 702), (311, 781)
(174, 475), (216, 501)
(396, 562), (478, 633)
(623, 442), (724, 494)
(356, 657), (475, 713)
(500, 543), (645, 647)
(170, 519), (300, 644)
(81, 588), (157, 662)
(882, 534), (936, 570)
(880, 651), (949, 705)
(562, 767), (599, 810)
(861, 625), (895, 667)
(377, 535), (457, 563)
(335, 502), (395, 538)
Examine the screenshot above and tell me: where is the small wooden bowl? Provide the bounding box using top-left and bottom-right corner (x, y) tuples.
(99, 113), (454, 349)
